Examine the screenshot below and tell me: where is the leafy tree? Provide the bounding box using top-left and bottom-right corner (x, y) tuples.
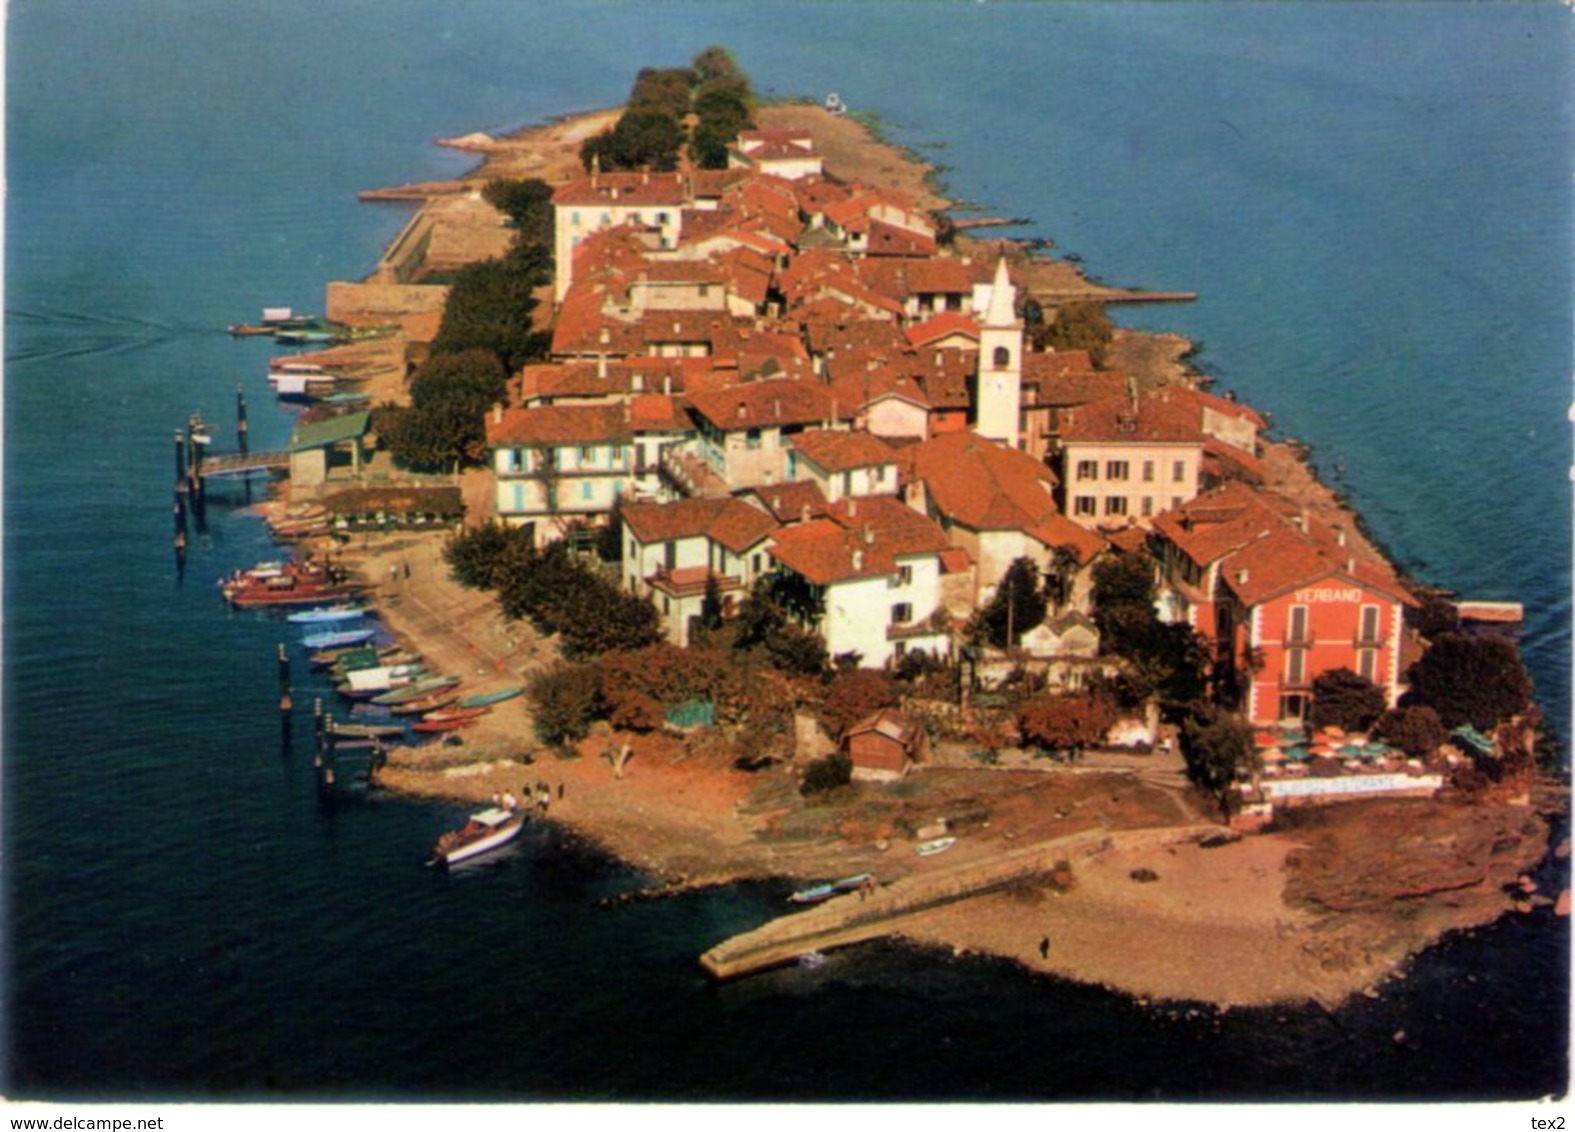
(699, 574), (725, 632)
(1179, 705), (1258, 821)
(580, 107), (685, 172)
(1017, 692), (1118, 761)
(430, 246), (552, 372)
(1044, 545), (1082, 610)
(1407, 589), (1461, 640)
(481, 177), (555, 250)
(628, 66), (695, 121)
(1090, 550), (1207, 707)
(375, 394), (493, 474)
(1308, 667), (1387, 732)
(1030, 300), (1114, 367)
(1403, 631), (1533, 731)
(820, 668), (900, 740)
(526, 660), (604, 748)
(556, 583), (663, 660)
(443, 521), (535, 590)
(691, 45), (741, 85)
(1375, 704), (1447, 759)
(977, 557), (1048, 648)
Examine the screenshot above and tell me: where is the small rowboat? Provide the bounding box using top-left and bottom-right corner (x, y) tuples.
(287, 604), (366, 624)
(372, 676), (461, 706)
(411, 716), (477, 734)
(455, 686), (524, 709)
(915, 836), (956, 857)
(328, 722), (406, 740)
(422, 706), (490, 725)
(390, 691), (460, 716)
(789, 873), (874, 905)
(300, 627), (376, 651)
(430, 807), (525, 868)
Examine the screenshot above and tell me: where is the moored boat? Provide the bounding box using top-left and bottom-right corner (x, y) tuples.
(300, 626), (376, 650)
(421, 706), (490, 725)
(788, 872), (875, 905)
(286, 604), (367, 624)
(371, 676), (461, 706)
(430, 807), (525, 867)
(411, 716), (477, 734)
(389, 690), (460, 716)
(327, 721), (407, 740)
(915, 836), (956, 857)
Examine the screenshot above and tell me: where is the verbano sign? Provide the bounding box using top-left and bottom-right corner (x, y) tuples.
(1292, 586), (1364, 604)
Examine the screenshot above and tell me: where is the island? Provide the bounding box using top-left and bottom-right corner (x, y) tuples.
(239, 51), (1565, 1010)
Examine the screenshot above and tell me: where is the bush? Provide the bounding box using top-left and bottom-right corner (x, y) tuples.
(819, 668), (900, 740)
(1403, 631), (1533, 731)
(527, 661), (604, 748)
(1308, 667), (1387, 732)
(800, 752), (853, 797)
(1375, 704), (1446, 759)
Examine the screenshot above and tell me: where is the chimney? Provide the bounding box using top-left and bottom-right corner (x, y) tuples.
(848, 497), (858, 517)
(773, 397), (782, 419)
(863, 523), (875, 545)
(737, 401), (748, 420)
(800, 502), (811, 523)
(599, 327), (611, 346)
(1346, 557), (1356, 574)
(492, 402), (503, 424)
(597, 354), (608, 380)
(1336, 528), (1347, 547)
(852, 549), (864, 571)
(1297, 506), (1308, 532)
(1236, 568), (1249, 585)
(663, 374), (672, 396)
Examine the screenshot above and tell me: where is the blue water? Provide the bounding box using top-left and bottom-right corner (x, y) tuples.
(5, 0), (1569, 1103)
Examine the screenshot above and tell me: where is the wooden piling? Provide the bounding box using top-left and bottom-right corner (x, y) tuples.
(236, 386), (249, 454)
(277, 643), (292, 713)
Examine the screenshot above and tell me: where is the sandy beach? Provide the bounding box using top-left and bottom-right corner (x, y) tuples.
(273, 102), (1563, 1009)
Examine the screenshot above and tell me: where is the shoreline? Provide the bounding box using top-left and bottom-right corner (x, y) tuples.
(286, 102), (1563, 1009)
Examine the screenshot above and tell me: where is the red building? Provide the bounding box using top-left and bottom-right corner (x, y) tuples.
(844, 708), (929, 782)
(1153, 484), (1417, 726)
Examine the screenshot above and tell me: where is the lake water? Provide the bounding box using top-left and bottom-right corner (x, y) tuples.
(5, 0), (1569, 1107)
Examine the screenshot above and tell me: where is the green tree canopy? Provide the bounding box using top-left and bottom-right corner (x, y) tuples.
(691, 45), (741, 85)
(1179, 705), (1258, 821)
(481, 177), (555, 250)
(1308, 667), (1388, 733)
(580, 107), (685, 173)
(1403, 631), (1533, 731)
(629, 66), (695, 120)
(976, 557), (1048, 648)
(1029, 300), (1114, 367)
(430, 245), (552, 372)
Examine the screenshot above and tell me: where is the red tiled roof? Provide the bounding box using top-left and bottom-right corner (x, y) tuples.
(686, 378), (842, 431)
(627, 393), (690, 432)
(747, 480), (830, 524)
(768, 495), (948, 585)
(790, 428), (900, 473)
(485, 403), (630, 447)
(865, 221), (937, 258)
(904, 430), (1061, 531)
(1060, 386), (1208, 444)
(939, 547), (974, 574)
(905, 311), (980, 348)
(1026, 512), (1107, 565)
(621, 496), (778, 551)
(552, 171), (689, 207)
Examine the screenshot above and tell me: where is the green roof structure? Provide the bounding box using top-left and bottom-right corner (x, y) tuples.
(290, 410), (371, 453)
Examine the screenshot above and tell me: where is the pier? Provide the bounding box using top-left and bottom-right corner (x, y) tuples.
(700, 825), (1216, 980)
(194, 449), (290, 479)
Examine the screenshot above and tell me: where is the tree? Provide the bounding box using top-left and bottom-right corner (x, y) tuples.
(1090, 550), (1208, 707)
(691, 45), (741, 85)
(580, 107), (684, 172)
(526, 660), (603, 748)
(977, 557), (1048, 648)
(481, 177), (554, 250)
(628, 66), (695, 121)
(1403, 631), (1533, 731)
(1017, 692), (1118, 762)
(1375, 704), (1447, 759)
(1044, 544), (1082, 611)
(820, 668), (900, 740)
(430, 247), (552, 372)
(1030, 301), (1114, 367)
(443, 521), (535, 590)
(1407, 589), (1460, 641)
(1308, 667), (1387, 732)
(1179, 706), (1258, 821)
(699, 574), (725, 632)
(800, 752), (853, 797)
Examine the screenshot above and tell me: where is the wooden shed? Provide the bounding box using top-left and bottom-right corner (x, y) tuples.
(844, 708), (928, 782)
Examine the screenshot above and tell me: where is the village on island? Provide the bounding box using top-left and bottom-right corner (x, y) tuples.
(193, 51), (1564, 1008)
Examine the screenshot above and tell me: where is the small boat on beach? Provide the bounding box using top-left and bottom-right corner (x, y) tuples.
(788, 873), (875, 905)
(430, 807), (525, 867)
(411, 716), (478, 734)
(915, 837), (956, 857)
(422, 706), (490, 725)
(390, 690), (460, 716)
(371, 676), (461, 706)
(455, 686), (524, 709)
(328, 721), (407, 740)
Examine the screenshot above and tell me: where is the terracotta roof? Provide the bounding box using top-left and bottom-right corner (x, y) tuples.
(484, 402), (630, 447)
(903, 430), (1061, 532)
(939, 547), (974, 574)
(686, 378), (842, 431)
(846, 707), (922, 748)
(747, 481), (830, 524)
(794, 176), (854, 216)
(864, 257), (975, 300)
(1060, 386), (1208, 445)
(790, 428), (900, 473)
(865, 221), (937, 258)
(627, 393), (690, 433)
(1026, 512), (1107, 565)
(552, 171), (689, 207)
(768, 495), (948, 585)
(737, 128), (815, 152)
(905, 311), (980, 348)
(621, 496), (778, 552)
